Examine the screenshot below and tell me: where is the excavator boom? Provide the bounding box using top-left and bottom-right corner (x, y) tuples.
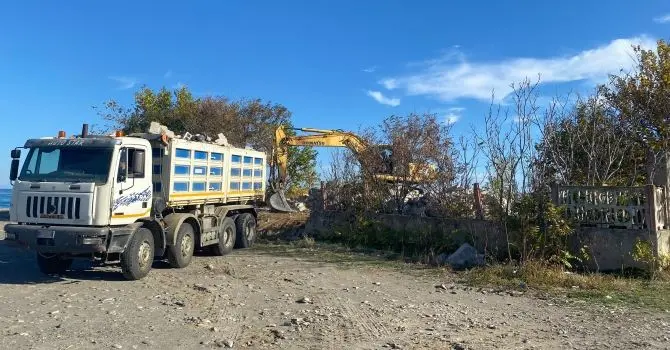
(270, 126), (370, 212)
(268, 125), (436, 212)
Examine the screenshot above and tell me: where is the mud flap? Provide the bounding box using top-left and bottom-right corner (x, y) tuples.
(268, 190), (295, 212)
(107, 222), (144, 254)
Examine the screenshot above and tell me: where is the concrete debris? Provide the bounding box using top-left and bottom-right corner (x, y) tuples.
(296, 296), (312, 304)
(295, 202), (307, 212)
(147, 121), (234, 147)
(148, 122), (161, 134)
(148, 122), (176, 139)
(215, 133), (229, 146)
(437, 243), (485, 270)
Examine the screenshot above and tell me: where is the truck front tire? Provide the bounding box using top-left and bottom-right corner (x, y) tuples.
(36, 253), (73, 275)
(234, 213), (257, 249)
(120, 228), (154, 280)
(211, 217), (236, 256)
(167, 223), (195, 268)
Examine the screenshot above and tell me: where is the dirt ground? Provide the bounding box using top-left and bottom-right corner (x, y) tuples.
(1, 213), (669, 350)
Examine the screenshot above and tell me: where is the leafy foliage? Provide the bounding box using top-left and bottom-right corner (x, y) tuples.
(506, 194), (575, 267)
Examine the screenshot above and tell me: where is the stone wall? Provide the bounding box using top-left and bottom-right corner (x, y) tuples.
(306, 209), (670, 271)
(305, 210), (506, 259)
(568, 228), (651, 271)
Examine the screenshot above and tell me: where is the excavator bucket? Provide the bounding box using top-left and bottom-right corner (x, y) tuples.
(268, 189), (295, 212)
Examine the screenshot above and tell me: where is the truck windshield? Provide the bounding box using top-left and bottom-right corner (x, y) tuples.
(19, 147), (113, 184)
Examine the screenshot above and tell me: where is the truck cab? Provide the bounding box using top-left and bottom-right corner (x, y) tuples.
(10, 136), (153, 227)
(6, 134), (156, 276)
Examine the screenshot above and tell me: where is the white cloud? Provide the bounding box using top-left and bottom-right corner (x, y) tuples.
(164, 70), (173, 79)
(445, 113), (460, 125)
(653, 14), (670, 23)
(380, 36), (656, 102)
(108, 76), (138, 90)
(380, 78), (398, 89)
(362, 66), (377, 73)
(442, 107), (464, 125)
(366, 90), (400, 107)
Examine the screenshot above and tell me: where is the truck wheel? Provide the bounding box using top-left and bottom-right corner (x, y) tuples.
(120, 228), (154, 280)
(167, 223), (195, 268)
(234, 213), (256, 249)
(36, 253), (73, 275)
(211, 217), (236, 256)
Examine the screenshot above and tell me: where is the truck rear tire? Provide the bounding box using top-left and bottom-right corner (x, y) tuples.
(211, 217), (236, 256)
(120, 228), (154, 280)
(167, 223), (195, 268)
(234, 213), (256, 249)
(36, 253), (73, 275)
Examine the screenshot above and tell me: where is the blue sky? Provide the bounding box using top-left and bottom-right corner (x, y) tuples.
(1, 0), (669, 187)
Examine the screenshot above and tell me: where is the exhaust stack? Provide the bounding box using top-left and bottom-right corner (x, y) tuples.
(81, 124), (89, 138)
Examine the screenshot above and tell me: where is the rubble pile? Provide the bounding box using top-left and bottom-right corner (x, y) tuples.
(147, 121), (231, 147)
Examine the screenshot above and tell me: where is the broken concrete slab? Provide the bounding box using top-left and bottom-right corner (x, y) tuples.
(215, 133), (229, 146)
(438, 243), (485, 270)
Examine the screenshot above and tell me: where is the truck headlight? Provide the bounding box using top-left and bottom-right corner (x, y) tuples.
(5, 232), (16, 240)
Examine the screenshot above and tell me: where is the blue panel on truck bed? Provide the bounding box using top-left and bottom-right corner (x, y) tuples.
(155, 138), (267, 206)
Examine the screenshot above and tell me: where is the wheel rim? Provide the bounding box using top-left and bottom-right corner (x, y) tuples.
(138, 241), (152, 269)
(224, 226), (234, 247)
(245, 221), (255, 241)
(181, 234), (193, 258)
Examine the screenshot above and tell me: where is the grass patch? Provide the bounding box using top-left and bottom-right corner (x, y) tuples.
(460, 261), (670, 310)
(251, 241), (443, 277)
(294, 236), (316, 249)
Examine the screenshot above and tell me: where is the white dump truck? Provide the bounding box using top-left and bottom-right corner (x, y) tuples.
(5, 124), (266, 280)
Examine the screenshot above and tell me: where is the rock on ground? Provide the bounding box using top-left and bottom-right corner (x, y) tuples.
(438, 243), (485, 270)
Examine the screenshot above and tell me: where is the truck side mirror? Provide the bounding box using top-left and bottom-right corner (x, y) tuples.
(132, 150), (145, 177)
(117, 167), (127, 183)
(11, 149), (21, 159)
(10, 159), (19, 181)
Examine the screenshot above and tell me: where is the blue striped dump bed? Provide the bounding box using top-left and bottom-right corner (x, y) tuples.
(151, 138), (267, 205)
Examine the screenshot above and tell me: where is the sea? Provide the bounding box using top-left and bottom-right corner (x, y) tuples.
(0, 188), (10, 209)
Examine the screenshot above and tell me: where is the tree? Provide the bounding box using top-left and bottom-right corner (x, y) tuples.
(602, 39), (670, 182)
(321, 112), (464, 216)
(536, 91), (643, 186)
(97, 85), (318, 196)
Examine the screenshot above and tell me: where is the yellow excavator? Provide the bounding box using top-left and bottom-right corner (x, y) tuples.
(268, 125), (436, 212)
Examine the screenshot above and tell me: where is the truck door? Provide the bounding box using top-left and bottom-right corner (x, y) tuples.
(111, 146), (153, 225)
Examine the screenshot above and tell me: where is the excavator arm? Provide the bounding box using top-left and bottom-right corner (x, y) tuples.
(268, 125), (437, 212)
(270, 126), (375, 212)
(274, 126), (369, 186)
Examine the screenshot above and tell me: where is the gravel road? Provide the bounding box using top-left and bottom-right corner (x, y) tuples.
(1, 217), (669, 350)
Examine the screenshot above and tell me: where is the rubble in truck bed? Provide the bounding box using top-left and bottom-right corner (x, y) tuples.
(146, 121), (232, 147)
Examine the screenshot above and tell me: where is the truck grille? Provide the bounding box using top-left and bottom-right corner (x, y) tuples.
(25, 196), (82, 220)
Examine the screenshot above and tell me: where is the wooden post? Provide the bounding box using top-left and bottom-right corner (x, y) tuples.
(473, 183), (484, 220)
(320, 180), (327, 211)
